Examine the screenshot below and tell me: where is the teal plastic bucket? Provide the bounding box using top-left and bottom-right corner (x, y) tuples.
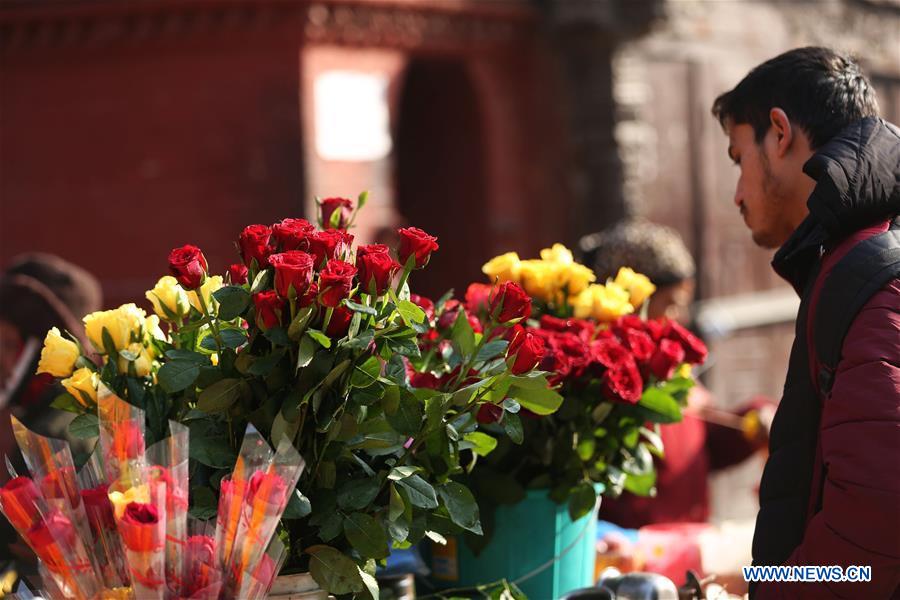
(429, 489), (599, 599)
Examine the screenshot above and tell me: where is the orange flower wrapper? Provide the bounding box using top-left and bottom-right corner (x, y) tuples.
(97, 390), (147, 486)
(147, 421), (190, 593)
(114, 496), (166, 599)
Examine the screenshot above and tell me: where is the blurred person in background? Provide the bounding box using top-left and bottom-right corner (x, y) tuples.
(0, 253), (102, 570)
(712, 47), (899, 598)
(580, 220), (774, 528)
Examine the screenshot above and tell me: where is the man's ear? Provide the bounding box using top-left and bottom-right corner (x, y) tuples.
(769, 108), (793, 158)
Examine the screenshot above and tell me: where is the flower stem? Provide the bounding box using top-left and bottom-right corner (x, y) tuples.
(196, 290), (223, 353)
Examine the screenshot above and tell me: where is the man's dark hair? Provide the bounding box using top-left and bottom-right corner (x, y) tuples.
(712, 47), (879, 149)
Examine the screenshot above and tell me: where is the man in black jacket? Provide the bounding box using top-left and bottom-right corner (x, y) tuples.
(712, 47), (900, 598)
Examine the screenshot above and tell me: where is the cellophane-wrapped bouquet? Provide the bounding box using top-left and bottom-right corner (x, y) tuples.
(406, 244), (708, 549)
(0, 392), (302, 599)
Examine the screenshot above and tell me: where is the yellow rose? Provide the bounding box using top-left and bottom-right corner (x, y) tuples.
(144, 315), (167, 347)
(614, 267), (656, 308)
(482, 252), (521, 284)
(145, 276), (190, 321)
(117, 343), (154, 378)
(560, 263), (596, 295)
(539, 243), (574, 265)
(36, 327), (80, 377)
(84, 304), (146, 353)
(572, 283), (634, 322)
(517, 259), (556, 302)
(188, 275), (223, 315)
(61, 367), (98, 407)
(108, 484), (149, 520)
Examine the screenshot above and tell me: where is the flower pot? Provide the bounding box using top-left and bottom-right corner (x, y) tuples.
(428, 489), (600, 599)
(269, 573), (331, 599)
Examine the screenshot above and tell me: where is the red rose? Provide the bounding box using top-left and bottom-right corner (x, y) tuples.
(623, 328), (656, 363)
(26, 510), (77, 550)
(268, 251), (315, 300)
(649, 338), (685, 380)
(603, 359), (643, 404)
(539, 315), (570, 332)
(272, 218), (315, 251)
(81, 484), (116, 530)
(325, 305), (353, 338)
(320, 197), (354, 229)
(438, 300), (462, 331)
(409, 294), (435, 321)
(253, 290), (286, 330)
(308, 230), (353, 268)
(119, 502), (162, 552)
(318, 260), (357, 307)
(397, 227), (439, 269)
(467, 313), (484, 334)
(489, 282), (532, 323)
(507, 328), (545, 375)
(238, 224), (273, 269)
(248, 471), (289, 508)
(476, 403), (504, 424)
(664, 321), (708, 364)
(185, 534), (216, 566)
(356, 246), (400, 295)
(168, 245), (208, 290)
(591, 338), (633, 370)
(409, 371), (441, 390)
(644, 319), (665, 341)
(464, 283), (492, 315)
(299, 282), (319, 308)
(227, 263), (249, 285)
(0, 476), (43, 532)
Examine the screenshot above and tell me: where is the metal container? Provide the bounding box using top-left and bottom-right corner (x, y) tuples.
(599, 572), (680, 600)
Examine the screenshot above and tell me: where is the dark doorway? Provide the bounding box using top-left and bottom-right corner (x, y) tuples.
(393, 58), (488, 300)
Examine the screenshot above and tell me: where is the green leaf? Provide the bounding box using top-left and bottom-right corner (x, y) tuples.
(438, 482), (482, 534)
(297, 334), (317, 370)
(164, 349), (209, 364)
(50, 393), (82, 414)
(283, 489), (312, 519)
(190, 436), (237, 468)
(189, 486), (218, 520)
(638, 388), (683, 423)
(158, 360), (201, 393)
(359, 567), (380, 600)
(306, 545), (365, 595)
(450, 311), (475, 360)
(200, 328), (247, 351)
(307, 328), (332, 348)
(388, 484), (406, 521)
(385, 390), (423, 437)
(197, 378), (245, 413)
(247, 348), (286, 377)
(623, 471), (657, 496)
(396, 299), (427, 328)
(641, 426), (665, 458)
(68, 413), (99, 439)
(345, 300), (377, 317)
(502, 412), (523, 444)
(476, 340), (508, 362)
(395, 474), (438, 509)
(343, 513), (389, 559)
(387, 466), (420, 481)
(271, 411), (300, 446)
(264, 327), (291, 347)
(250, 269), (271, 294)
(337, 477), (382, 511)
(358, 190), (369, 210)
(507, 384), (563, 416)
(213, 285), (251, 321)
(351, 356), (381, 388)
(461, 431), (498, 457)
(568, 482), (597, 521)
(288, 306), (315, 341)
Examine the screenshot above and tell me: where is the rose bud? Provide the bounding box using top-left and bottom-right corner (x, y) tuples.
(318, 260), (357, 308)
(308, 230), (354, 268)
(227, 263), (249, 285)
(357, 246), (400, 295)
(409, 371), (441, 390)
(168, 244), (208, 290)
(268, 251), (315, 300)
(591, 338), (632, 370)
(649, 338), (686, 380)
(253, 290), (286, 330)
(119, 502), (162, 552)
(507, 328), (545, 375)
(623, 328), (656, 363)
(81, 484), (116, 529)
(464, 283), (492, 315)
(602, 359), (643, 404)
(238, 224), (273, 269)
(26, 510), (78, 549)
(272, 218), (316, 251)
(664, 321), (708, 364)
(319, 197), (354, 229)
(247, 471), (289, 509)
(325, 305), (353, 338)
(397, 227), (439, 269)
(438, 300), (462, 331)
(489, 282), (532, 323)
(476, 403), (504, 424)
(36, 327), (79, 378)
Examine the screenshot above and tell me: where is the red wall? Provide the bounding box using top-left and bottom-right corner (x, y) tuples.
(1, 29), (304, 308)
